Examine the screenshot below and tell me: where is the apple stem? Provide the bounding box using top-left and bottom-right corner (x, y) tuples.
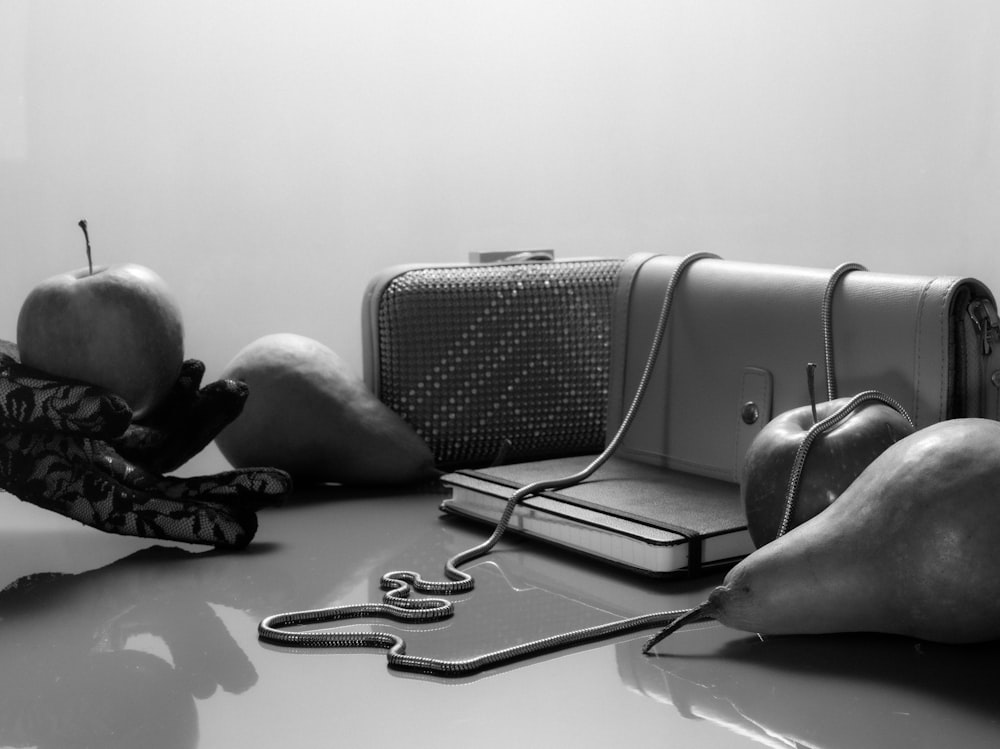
(806, 362), (819, 424)
(78, 219), (92, 276)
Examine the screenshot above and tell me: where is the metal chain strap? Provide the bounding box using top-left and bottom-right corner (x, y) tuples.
(644, 260), (915, 652)
(258, 252), (719, 675)
(775, 389), (914, 538)
(822, 262), (867, 400)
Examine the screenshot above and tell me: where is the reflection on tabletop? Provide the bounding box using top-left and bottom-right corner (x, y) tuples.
(3, 482), (1000, 749)
(0, 546), (257, 749)
(623, 623), (1000, 749)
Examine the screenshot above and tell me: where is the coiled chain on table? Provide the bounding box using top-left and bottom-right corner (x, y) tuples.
(259, 253), (718, 675)
(260, 604), (699, 675)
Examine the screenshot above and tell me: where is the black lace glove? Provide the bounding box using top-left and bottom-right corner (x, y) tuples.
(114, 358), (253, 474)
(0, 341), (292, 548)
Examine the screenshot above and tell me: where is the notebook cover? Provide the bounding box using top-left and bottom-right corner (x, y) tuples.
(439, 454), (751, 575)
(444, 455), (746, 537)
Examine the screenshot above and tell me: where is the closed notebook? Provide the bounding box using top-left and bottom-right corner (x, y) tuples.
(439, 455), (753, 576)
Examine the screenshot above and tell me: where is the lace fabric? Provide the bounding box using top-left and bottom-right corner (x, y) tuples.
(0, 345), (291, 548)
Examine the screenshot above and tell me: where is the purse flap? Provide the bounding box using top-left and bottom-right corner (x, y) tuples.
(606, 253), (994, 483)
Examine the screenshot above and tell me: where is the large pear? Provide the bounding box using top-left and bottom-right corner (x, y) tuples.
(701, 418), (1000, 643)
(215, 333), (436, 485)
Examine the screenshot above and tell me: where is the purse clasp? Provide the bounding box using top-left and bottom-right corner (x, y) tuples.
(969, 299), (1000, 355)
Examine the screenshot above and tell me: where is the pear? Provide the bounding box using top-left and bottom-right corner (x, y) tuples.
(215, 333), (436, 485)
(655, 418), (1000, 645)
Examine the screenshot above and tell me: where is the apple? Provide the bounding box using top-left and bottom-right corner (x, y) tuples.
(741, 391), (915, 548)
(15, 220), (184, 418)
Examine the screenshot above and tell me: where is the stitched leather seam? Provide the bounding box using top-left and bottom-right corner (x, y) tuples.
(939, 278), (962, 423)
(913, 280), (931, 427)
(609, 253), (653, 437)
(917, 277), (959, 426)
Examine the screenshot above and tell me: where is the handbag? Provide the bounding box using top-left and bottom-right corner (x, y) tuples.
(608, 253), (1000, 485)
(362, 256), (624, 467)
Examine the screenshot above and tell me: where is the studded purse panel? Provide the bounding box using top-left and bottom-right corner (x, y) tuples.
(363, 258), (624, 468)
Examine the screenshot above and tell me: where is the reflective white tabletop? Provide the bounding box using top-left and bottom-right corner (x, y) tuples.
(1, 474), (999, 749)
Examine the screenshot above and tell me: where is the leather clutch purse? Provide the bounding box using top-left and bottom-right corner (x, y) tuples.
(607, 253), (1000, 484)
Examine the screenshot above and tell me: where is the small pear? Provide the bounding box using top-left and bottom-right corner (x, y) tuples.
(215, 333), (436, 485)
(678, 418), (1000, 644)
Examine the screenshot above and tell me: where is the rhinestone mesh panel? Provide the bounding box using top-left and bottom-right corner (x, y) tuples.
(374, 259), (623, 467)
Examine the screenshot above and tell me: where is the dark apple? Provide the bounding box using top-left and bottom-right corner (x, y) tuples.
(741, 395), (915, 548)
(15, 221), (184, 418)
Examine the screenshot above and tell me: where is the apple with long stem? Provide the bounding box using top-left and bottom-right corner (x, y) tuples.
(16, 221), (185, 418)
(80, 219), (93, 275)
(740, 364), (916, 547)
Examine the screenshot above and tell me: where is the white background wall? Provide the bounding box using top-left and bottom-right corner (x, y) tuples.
(2, 0), (999, 380)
